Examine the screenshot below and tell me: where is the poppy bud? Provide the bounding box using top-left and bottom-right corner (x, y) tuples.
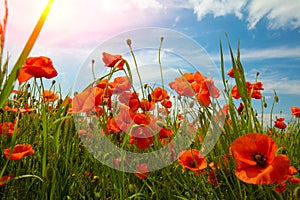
(147, 94), (152, 102)
(274, 95), (279, 103)
(126, 39), (132, 46)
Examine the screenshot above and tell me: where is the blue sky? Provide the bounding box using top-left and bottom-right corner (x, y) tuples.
(2, 0), (300, 121)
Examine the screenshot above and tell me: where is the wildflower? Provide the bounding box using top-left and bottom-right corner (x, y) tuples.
(0, 122), (18, 136)
(0, 174), (14, 187)
(4, 144), (35, 160)
(161, 99), (172, 108)
(291, 106), (300, 118)
(134, 164), (150, 179)
(132, 112), (151, 125)
(42, 90), (59, 102)
(274, 118), (287, 129)
(105, 117), (121, 134)
(169, 71), (219, 106)
(169, 77), (194, 97)
(227, 68), (235, 78)
(207, 169), (218, 186)
(111, 76), (131, 93)
(114, 104), (132, 133)
(178, 149), (207, 176)
(5, 104), (36, 113)
(18, 56), (58, 84)
(237, 102), (244, 115)
(102, 52), (125, 70)
(275, 166), (300, 193)
(159, 127), (174, 139)
(231, 133), (290, 184)
(130, 126), (153, 149)
(151, 87), (170, 103)
(84, 172), (95, 179)
(232, 81), (264, 100)
(72, 87), (104, 113)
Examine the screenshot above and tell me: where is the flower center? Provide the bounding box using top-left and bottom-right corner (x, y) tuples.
(188, 159), (196, 168)
(253, 153), (267, 168)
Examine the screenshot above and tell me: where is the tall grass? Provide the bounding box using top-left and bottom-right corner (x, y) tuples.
(0, 1), (299, 200)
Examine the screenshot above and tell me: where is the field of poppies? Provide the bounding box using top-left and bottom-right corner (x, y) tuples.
(1, 1), (300, 200)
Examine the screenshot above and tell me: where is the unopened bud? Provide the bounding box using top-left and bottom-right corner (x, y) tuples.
(263, 102), (267, 108)
(274, 95), (279, 103)
(126, 39), (132, 46)
(147, 94), (152, 102)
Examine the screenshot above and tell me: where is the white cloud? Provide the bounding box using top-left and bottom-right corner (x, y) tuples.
(189, 0), (246, 21)
(163, 0), (300, 30)
(247, 0), (300, 29)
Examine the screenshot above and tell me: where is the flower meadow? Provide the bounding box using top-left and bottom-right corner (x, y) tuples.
(1, 1), (300, 200)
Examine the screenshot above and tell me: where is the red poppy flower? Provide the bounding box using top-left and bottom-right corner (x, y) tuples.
(114, 104), (133, 132)
(160, 99), (172, 109)
(139, 99), (154, 111)
(231, 133), (290, 184)
(3, 144), (35, 160)
(102, 52), (125, 70)
(111, 76), (131, 93)
(159, 127), (173, 139)
(274, 118), (287, 129)
(193, 71), (206, 83)
(130, 126), (153, 149)
(169, 71), (219, 106)
(291, 106), (300, 118)
(18, 56), (58, 84)
(72, 87), (104, 113)
(178, 149), (207, 176)
(5, 104), (36, 113)
(118, 91), (141, 112)
(0, 174), (14, 187)
(227, 68), (235, 78)
(232, 81), (264, 100)
(169, 77), (195, 97)
(237, 102), (244, 115)
(105, 117), (121, 134)
(134, 164), (150, 179)
(151, 87), (170, 103)
(132, 112), (151, 125)
(42, 90), (59, 102)
(0, 122), (18, 136)
(275, 166), (300, 193)
(183, 72), (195, 83)
(227, 67), (241, 78)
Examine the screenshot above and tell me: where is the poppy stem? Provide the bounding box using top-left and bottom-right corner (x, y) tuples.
(158, 37), (165, 90)
(127, 40), (145, 99)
